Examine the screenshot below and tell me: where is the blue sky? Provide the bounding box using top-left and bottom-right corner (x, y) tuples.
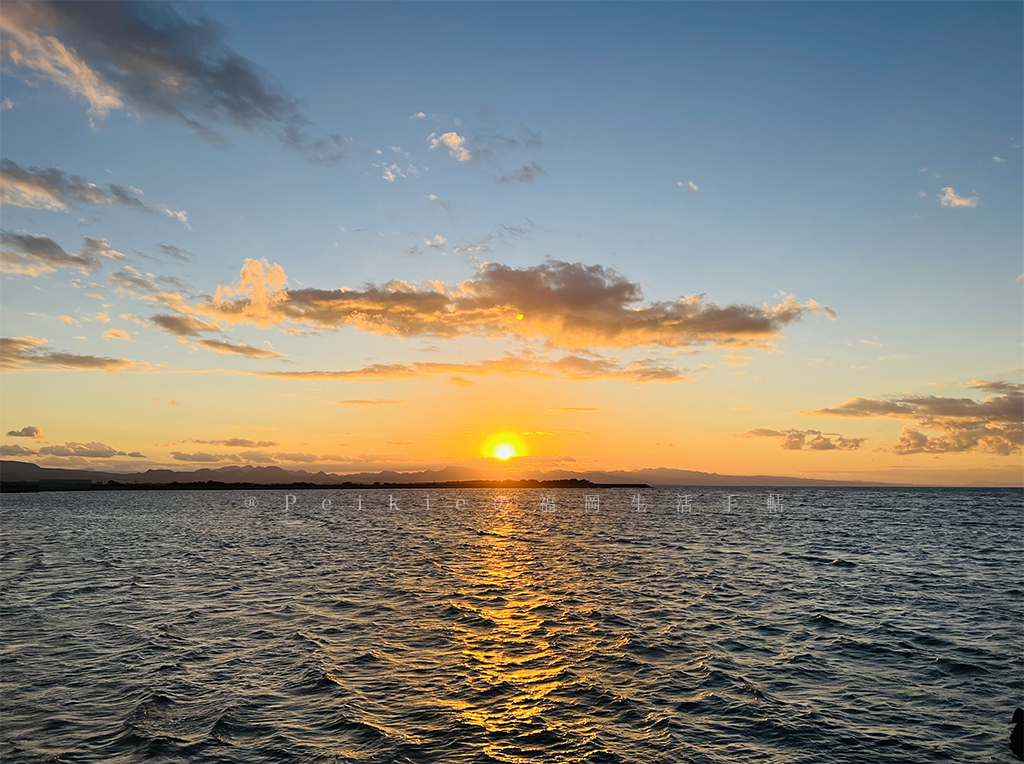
(1, 2), (1021, 482)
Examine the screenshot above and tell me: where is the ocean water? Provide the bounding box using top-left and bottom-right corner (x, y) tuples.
(1, 487), (1021, 763)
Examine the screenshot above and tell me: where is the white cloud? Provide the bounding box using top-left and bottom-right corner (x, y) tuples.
(937, 187), (978, 209)
(677, 180), (699, 193)
(427, 131), (472, 162)
(410, 112), (426, 119)
(159, 206), (190, 227)
(375, 162), (419, 182)
(993, 155), (1005, 163)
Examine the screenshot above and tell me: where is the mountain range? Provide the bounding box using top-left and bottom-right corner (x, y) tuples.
(0, 459), (927, 487)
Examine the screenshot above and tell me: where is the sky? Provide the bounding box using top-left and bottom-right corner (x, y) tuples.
(1, 1), (1021, 485)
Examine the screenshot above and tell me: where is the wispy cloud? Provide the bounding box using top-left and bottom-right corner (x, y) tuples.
(937, 187), (978, 209)
(424, 194), (450, 210)
(180, 438), (278, 448)
(741, 428), (866, 451)
(248, 352), (698, 384)
(1, 230), (124, 276)
(678, 180), (699, 193)
(155, 243), (193, 262)
(497, 162), (546, 184)
(192, 338), (283, 358)
(1, 335), (136, 372)
(0, 159), (175, 216)
(332, 399), (406, 407)
(0, 2), (349, 163)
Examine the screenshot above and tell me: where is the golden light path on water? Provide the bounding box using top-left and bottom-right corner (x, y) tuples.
(449, 509), (596, 761)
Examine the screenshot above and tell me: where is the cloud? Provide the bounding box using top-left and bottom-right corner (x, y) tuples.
(249, 352), (696, 384)
(159, 206), (190, 228)
(410, 112), (426, 119)
(0, 159), (165, 214)
(127, 312), (274, 358)
(993, 156), (1005, 163)
(193, 338), (283, 358)
(678, 181), (699, 193)
(424, 234), (447, 252)
(102, 328), (129, 340)
(802, 380), (1023, 456)
(333, 399), (406, 406)
(155, 243), (193, 262)
(424, 194), (450, 210)
(0, 2), (349, 163)
(446, 375), (474, 387)
(722, 352), (751, 367)
(741, 428), (866, 451)
(5, 425), (44, 439)
(1, 230), (124, 276)
(1, 335), (136, 372)
(182, 258), (834, 351)
(428, 131), (472, 162)
(1, 98), (13, 110)
(497, 162), (546, 184)
(171, 451), (241, 463)
(38, 441), (144, 458)
(937, 187), (978, 208)
(376, 163), (419, 182)
(0, 443), (39, 456)
(187, 438), (278, 447)
(148, 313), (223, 337)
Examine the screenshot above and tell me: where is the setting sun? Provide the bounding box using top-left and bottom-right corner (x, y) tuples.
(494, 443), (517, 460)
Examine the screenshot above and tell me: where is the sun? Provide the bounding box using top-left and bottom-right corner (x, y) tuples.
(482, 432), (527, 461)
(494, 443), (517, 460)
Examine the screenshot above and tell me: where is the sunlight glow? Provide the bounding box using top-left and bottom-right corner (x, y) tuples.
(494, 443), (517, 460)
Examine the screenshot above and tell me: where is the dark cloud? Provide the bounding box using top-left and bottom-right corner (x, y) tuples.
(741, 428), (866, 451)
(5, 425), (45, 439)
(185, 258), (834, 351)
(1, 444), (37, 456)
(171, 451), (241, 463)
(1, 2), (349, 164)
(0, 159), (151, 211)
(803, 381), (1023, 456)
(38, 441), (145, 458)
(150, 313), (222, 337)
(497, 162), (547, 185)
(194, 338), (283, 358)
(1, 336), (136, 372)
(1, 230), (124, 276)
(155, 243), (193, 262)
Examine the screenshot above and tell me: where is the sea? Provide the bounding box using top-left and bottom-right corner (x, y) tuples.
(1, 487), (1021, 763)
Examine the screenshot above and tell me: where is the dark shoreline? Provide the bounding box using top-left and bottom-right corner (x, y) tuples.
(0, 479), (650, 493)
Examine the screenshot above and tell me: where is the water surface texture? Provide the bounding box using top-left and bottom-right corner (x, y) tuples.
(2, 487), (1021, 763)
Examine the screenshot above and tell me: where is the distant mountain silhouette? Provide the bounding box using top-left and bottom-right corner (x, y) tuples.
(0, 459), (942, 487)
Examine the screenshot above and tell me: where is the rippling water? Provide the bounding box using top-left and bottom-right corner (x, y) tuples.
(1, 487), (1021, 763)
